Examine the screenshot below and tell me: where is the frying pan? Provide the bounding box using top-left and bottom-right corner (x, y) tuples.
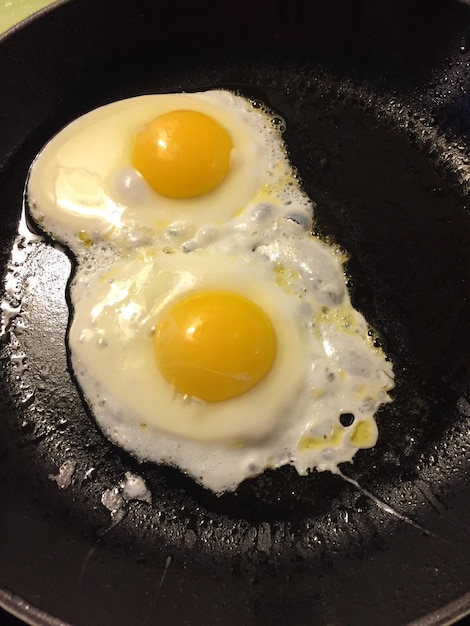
(1, 0), (470, 624)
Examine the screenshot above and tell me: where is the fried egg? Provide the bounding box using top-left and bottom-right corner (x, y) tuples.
(26, 89), (395, 493)
(68, 205), (393, 493)
(27, 90), (309, 252)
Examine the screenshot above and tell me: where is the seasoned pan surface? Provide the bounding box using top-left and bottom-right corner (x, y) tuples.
(1, 1), (470, 624)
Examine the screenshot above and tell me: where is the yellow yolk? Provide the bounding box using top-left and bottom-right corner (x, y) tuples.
(153, 291), (277, 402)
(131, 110), (233, 198)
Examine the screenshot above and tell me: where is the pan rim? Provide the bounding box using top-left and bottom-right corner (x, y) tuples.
(0, 0), (65, 41)
(2, 580), (470, 626)
(408, 592), (470, 626)
(0, 588), (70, 626)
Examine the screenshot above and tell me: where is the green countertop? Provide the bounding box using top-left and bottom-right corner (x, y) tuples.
(1, 0), (58, 34)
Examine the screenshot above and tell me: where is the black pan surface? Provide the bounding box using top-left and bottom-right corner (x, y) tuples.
(1, 0), (470, 624)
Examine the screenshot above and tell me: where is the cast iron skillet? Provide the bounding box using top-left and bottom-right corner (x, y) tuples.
(1, 0), (470, 624)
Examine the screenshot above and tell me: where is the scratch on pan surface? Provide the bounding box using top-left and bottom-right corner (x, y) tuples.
(78, 526), (113, 587)
(78, 492), (134, 586)
(79, 472), (152, 585)
(415, 479), (449, 517)
(337, 470), (439, 539)
(143, 556), (172, 626)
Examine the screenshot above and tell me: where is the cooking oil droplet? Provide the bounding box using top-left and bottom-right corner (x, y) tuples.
(20, 419), (35, 433)
(11, 352), (27, 374)
(57, 417), (69, 430)
(1, 301), (21, 335)
(20, 389), (35, 408)
(271, 116), (286, 132)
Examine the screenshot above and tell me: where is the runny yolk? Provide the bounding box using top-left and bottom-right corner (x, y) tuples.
(131, 110), (233, 198)
(153, 291), (277, 402)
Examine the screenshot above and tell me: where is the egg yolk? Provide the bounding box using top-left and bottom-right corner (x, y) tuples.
(153, 291), (277, 402)
(131, 110), (233, 198)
